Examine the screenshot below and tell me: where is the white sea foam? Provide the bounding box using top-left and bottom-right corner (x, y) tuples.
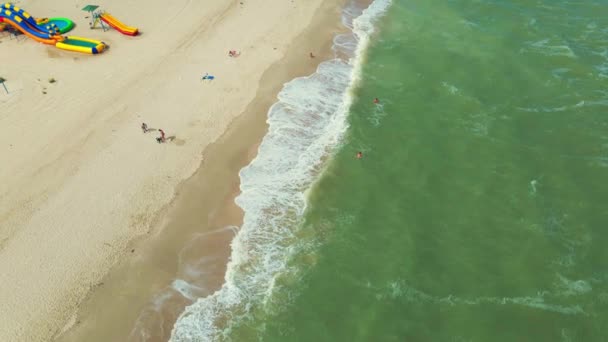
(367, 102), (387, 127)
(373, 279), (588, 316)
(523, 38), (577, 58)
(556, 274), (592, 296)
(441, 81), (460, 95)
(170, 1), (393, 340)
(529, 179), (538, 195)
(172, 279), (205, 301)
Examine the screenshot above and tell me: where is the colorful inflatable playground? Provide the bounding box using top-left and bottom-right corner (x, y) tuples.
(0, 3), (139, 54)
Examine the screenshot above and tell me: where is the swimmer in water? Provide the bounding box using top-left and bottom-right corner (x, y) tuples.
(373, 98), (379, 104)
(356, 151), (363, 159)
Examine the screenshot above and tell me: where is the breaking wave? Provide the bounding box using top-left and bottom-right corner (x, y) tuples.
(169, 0), (393, 340)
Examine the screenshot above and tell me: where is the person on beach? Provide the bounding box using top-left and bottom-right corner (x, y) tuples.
(310, 52), (315, 58)
(157, 129), (166, 143)
(357, 151), (363, 159)
(141, 122), (148, 133)
(374, 98), (380, 104)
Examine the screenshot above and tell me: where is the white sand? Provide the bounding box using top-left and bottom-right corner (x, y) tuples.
(0, 0), (328, 340)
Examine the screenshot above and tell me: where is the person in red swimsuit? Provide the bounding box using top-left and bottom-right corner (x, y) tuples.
(157, 129), (166, 143)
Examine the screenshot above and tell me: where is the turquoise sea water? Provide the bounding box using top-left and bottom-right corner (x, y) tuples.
(172, 0), (608, 340)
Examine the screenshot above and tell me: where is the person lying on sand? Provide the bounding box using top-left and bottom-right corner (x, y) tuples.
(201, 73), (215, 81)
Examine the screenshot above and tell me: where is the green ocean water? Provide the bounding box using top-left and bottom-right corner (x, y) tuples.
(222, 0), (608, 341)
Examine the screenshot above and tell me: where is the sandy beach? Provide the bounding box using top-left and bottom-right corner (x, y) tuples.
(0, 0), (345, 340)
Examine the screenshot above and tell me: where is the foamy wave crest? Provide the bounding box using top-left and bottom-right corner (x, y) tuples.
(170, 0), (393, 340)
(522, 38), (577, 58)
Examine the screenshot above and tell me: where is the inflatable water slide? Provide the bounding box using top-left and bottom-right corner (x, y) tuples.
(99, 13), (138, 36)
(0, 3), (106, 54)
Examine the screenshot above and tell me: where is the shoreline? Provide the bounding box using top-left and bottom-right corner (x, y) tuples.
(170, 0), (383, 338)
(55, 0), (349, 341)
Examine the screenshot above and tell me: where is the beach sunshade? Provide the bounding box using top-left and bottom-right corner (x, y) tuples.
(82, 5), (99, 12)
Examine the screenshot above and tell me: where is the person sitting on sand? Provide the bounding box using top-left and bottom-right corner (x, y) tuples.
(310, 52), (315, 58)
(141, 122), (148, 133)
